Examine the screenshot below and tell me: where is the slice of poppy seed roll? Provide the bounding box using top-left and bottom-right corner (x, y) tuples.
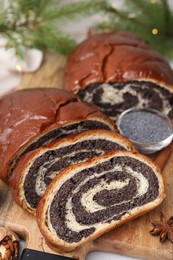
(9, 130), (136, 215)
(36, 150), (165, 252)
(0, 88), (116, 183)
(64, 31), (173, 121)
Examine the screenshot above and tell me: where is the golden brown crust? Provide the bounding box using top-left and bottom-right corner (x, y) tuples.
(8, 150), (37, 214)
(0, 88), (116, 183)
(53, 101), (116, 130)
(9, 129), (136, 215)
(0, 88), (76, 183)
(63, 31), (173, 93)
(36, 150), (165, 252)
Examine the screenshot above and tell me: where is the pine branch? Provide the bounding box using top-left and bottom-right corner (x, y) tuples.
(125, 0), (159, 24)
(41, 0), (107, 21)
(0, 0), (107, 58)
(103, 4), (151, 29)
(94, 0), (173, 58)
(32, 24), (76, 56)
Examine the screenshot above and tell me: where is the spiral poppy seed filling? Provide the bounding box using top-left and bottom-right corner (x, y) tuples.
(77, 81), (173, 120)
(23, 120), (112, 154)
(10, 119), (111, 176)
(47, 156), (159, 243)
(24, 139), (126, 209)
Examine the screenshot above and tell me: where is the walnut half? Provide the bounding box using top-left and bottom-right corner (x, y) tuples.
(0, 228), (19, 260)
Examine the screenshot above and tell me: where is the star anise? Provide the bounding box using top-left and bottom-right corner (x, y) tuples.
(150, 212), (173, 243)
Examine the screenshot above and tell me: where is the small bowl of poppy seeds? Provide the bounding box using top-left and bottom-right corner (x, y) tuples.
(117, 108), (173, 154)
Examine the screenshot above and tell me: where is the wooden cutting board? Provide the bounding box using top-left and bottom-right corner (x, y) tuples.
(0, 52), (173, 260)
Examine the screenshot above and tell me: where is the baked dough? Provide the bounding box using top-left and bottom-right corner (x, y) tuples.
(36, 150), (165, 252)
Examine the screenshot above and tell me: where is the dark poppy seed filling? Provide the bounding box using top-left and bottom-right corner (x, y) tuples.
(24, 139), (126, 210)
(9, 119), (112, 177)
(77, 81), (173, 120)
(23, 120), (112, 154)
(47, 156), (159, 243)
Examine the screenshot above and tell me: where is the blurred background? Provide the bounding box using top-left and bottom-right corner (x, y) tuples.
(0, 0), (173, 96)
(0, 1), (173, 259)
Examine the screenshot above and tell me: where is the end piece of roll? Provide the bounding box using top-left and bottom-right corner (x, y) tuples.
(64, 31), (173, 121)
(0, 88), (115, 183)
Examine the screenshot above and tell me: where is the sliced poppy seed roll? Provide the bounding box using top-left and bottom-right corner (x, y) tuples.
(77, 81), (173, 121)
(9, 130), (136, 214)
(0, 88), (115, 183)
(36, 150), (165, 252)
(64, 31), (173, 121)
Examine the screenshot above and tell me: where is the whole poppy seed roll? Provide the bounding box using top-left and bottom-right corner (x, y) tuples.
(0, 88), (115, 183)
(36, 150), (165, 252)
(9, 129), (136, 214)
(63, 31), (173, 121)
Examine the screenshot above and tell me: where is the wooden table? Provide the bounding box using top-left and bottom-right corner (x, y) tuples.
(0, 51), (173, 260)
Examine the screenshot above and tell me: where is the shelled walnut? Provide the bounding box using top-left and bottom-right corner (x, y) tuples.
(0, 228), (19, 260)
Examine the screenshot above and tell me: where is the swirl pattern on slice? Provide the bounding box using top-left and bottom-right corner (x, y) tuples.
(9, 130), (135, 214)
(77, 81), (173, 120)
(10, 118), (114, 176)
(36, 151), (165, 252)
